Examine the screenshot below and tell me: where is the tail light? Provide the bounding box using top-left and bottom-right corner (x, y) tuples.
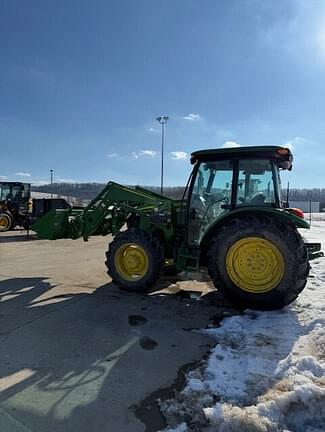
(276, 148), (290, 155)
(287, 208), (304, 219)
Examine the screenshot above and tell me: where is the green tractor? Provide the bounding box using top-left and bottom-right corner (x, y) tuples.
(32, 146), (323, 310)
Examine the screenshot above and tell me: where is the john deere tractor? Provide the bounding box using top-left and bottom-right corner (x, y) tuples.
(32, 146), (323, 310)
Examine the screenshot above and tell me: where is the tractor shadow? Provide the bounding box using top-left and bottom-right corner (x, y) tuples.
(0, 276), (303, 432)
(0, 230), (38, 243)
(0, 276), (226, 431)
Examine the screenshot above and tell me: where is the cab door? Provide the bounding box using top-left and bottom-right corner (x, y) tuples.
(187, 160), (234, 245)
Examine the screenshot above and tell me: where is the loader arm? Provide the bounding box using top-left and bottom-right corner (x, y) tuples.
(32, 181), (173, 241)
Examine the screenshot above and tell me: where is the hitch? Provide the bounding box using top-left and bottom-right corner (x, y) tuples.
(305, 242), (324, 261)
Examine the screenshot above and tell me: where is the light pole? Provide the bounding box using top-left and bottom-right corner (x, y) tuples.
(156, 116), (169, 195)
(50, 169), (53, 199)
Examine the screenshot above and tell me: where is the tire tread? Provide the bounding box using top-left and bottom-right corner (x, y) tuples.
(207, 216), (309, 310)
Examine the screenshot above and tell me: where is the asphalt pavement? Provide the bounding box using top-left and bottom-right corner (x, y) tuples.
(0, 230), (232, 432)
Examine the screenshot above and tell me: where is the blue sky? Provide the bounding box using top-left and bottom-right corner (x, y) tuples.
(1, 0), (325, 187)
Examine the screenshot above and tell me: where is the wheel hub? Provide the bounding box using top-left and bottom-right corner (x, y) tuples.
(226, 237), (284, 293)
(0, 215), (10, 230)
(114, 243), (149, 281)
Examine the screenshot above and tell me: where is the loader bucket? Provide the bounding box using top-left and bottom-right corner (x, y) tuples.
(32, 209), (71, 240)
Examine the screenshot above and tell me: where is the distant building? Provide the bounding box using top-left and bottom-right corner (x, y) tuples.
(289, 201), (320, 213)
(31, 191), (60, 199)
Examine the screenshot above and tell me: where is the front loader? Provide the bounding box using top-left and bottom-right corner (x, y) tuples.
(32, 146), (323, 310)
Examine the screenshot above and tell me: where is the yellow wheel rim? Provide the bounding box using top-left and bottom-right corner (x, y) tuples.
(0, 215), (10, 230)
(226, 237), (284, 293)
(114, 243), (149, 281)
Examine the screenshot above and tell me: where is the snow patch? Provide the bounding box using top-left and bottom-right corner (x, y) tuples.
(160, 224), (325, 431)
(161, 422), (187, 432)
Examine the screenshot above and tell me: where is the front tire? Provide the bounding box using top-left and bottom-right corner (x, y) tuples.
(207, 216), (309, 310)
(0, 212), (12, 232)
(106, 229), (163, 292)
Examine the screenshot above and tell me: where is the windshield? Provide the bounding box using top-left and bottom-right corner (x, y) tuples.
(0, 184), (11, 201)
(0, 183), (27, 203)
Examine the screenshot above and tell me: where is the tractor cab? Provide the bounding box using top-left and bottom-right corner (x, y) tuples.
(0, 182), (32, 231)
(187, 146), (292, 245)
(0, 182), (31, 213)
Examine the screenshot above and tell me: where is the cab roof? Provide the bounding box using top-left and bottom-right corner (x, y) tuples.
(0, 181), (30, 186)
(190, 145), (293, 169)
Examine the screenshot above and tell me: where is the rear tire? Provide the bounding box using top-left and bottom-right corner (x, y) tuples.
(0, 212), (12, 232)
(106, 229), (163, 292)
(207, 216), (309, 310)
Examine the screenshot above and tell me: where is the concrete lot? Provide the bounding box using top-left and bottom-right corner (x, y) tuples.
(0, 230), (233, 432)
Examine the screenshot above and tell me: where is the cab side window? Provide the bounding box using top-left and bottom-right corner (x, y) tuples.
(236, 160), (276, 206)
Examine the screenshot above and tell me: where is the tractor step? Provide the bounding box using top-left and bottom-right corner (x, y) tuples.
(176, 247), (200, 272)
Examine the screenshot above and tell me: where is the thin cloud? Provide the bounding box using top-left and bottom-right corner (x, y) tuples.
(133, 149), (157, 159)
(140, 150), (156, 157)
(182, 113), (201, 121)
(15, 172), (31, 177)
(0, 175), (8, 180)
(107, 153), (120, 158)
(171, 151), (187, 160)
(222, 141), (241, 148)
(147, 127), (159, 133)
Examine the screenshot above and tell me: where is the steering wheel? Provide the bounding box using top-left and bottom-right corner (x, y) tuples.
(191, 194), (229, 220)
(190, 194), (208, 218)
(202, 196), (229, 219)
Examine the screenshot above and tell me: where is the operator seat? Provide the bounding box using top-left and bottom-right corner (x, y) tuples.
(249, 193), (266, 205)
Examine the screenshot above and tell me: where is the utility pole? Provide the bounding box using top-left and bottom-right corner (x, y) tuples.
(50, 169), (53, 199)
(156, 116), (169, 195)
(309, 191), (313, 226)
